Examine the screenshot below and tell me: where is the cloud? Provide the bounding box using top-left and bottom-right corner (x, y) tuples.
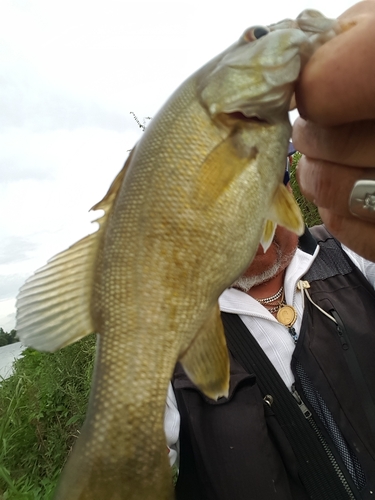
(0, 275), (26, 300)
(0, 236), (37, 265)
(0, 125), (140, 185)
(0, 60), (130, 134)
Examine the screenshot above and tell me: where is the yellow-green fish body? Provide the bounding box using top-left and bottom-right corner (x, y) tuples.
(16, 10), (342, 500)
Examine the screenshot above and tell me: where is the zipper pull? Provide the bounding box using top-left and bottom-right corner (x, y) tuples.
(297, 280), (310, 290)
(330, 309), (349, 351)
(292, 385), (312, 419)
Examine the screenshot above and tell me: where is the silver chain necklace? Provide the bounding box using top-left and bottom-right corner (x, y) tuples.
(256, 286), (284, 305)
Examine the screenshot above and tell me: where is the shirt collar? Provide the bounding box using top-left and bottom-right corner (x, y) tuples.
(219, 245), (319, 317)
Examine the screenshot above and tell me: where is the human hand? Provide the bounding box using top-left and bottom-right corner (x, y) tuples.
(292, 0), (375, 261)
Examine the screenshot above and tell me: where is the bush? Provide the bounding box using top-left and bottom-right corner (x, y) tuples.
(0, 329), (19, 347)
(289, 152), (322, 227)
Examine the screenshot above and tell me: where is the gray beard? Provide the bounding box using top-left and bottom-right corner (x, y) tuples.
(231, 245), (296, 293)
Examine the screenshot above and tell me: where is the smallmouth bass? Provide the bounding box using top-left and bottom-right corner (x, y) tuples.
(16, 10), (343, 500)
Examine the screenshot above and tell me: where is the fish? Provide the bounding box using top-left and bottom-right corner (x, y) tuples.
(16, 10), (342, 500)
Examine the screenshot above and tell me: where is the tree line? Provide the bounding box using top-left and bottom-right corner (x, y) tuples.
(0, 328), (18, 347)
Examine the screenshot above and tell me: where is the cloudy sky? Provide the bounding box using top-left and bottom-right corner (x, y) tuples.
(0, 0), (356, 332)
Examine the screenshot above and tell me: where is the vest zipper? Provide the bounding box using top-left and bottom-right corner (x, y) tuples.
(331, 310), (350, 350)
(292, 385), (357, 500)
(330, 308), (375, 439)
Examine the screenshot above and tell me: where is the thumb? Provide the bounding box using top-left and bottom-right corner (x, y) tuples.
(296, 1), (375, 126)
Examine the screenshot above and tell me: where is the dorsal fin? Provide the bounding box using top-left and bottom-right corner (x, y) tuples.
(16, 149), (136, 352)
(91, 146), (136, 218)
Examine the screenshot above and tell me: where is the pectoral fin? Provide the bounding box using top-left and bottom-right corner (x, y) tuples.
(195, 135), (258, 205)
(179, 304), (229, 400)
(268, 184), (304, 235)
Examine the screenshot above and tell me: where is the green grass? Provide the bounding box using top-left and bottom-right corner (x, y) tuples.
(0, 336), (96, 499)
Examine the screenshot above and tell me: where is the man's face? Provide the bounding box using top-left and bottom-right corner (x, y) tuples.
(232, 225), (299, 292)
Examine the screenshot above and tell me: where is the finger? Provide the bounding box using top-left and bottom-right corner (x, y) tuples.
(296, 156), (375, 217)
(296, 1), (375, 125)
(317, 208), (375, 262)
(292, 117), (375, 167)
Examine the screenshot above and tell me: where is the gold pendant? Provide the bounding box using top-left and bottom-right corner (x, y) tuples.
(276, 305), (297, 328)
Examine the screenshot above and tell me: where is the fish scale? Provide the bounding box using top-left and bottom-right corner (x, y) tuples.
(16, 10), (344, 499)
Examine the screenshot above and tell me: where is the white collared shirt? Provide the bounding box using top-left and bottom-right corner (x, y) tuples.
(219, 246), (317, 388)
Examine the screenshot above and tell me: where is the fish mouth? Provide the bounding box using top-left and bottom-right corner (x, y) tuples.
(228, 111), (268, 123)
(220, 111), (269, 126)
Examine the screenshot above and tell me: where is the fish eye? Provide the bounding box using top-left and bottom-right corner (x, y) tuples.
(244, 26), (270, 42)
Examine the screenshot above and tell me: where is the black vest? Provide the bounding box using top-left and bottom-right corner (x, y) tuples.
(172, 226), (375, 500)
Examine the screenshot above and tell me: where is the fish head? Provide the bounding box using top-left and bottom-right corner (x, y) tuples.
(198, 27), (311, 124)
(198, 10), (340, 124)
